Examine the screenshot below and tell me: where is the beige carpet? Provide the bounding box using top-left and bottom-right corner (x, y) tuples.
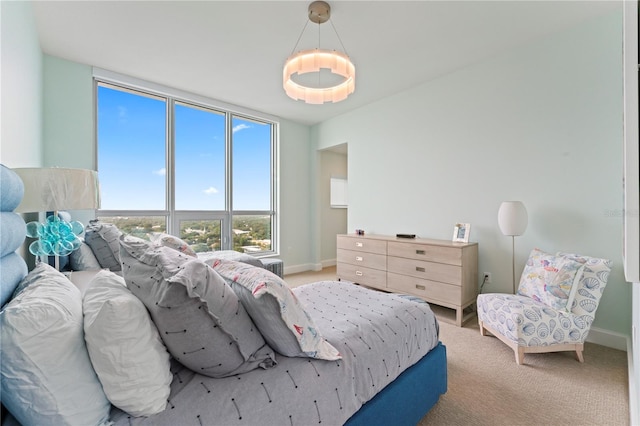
(284, 267), (630, 426)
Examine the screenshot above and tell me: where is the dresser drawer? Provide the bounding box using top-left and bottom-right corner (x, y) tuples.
(337, 263), (387, 289)
(337, 235), (387, 255)
(388, 242), (461, 266)
(387, 272), (461, 306)
(387, 256), (461, 286)
(337, 249), (386, 270)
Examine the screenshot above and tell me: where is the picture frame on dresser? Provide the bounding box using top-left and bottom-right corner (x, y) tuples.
(452, 223), (470, 243)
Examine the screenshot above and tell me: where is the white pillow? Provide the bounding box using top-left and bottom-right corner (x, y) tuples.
(83, 269), (172, 416)
(0, 263), (111, 426)
(67, 269), (102, 295)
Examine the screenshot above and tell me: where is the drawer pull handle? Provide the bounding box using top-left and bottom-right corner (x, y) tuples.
(356, 242), (363, 248)
(355, 256), (363, 262)
(355, 271), (363, 276)
(415, 284), (426, 290)
(416, 250), (425, 255)
(416, 267), (426, 272)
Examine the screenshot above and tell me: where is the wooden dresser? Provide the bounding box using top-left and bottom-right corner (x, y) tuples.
(337, 234), (478, 326)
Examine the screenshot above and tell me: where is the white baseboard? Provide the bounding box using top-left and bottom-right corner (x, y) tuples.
(627, 336), (638, 426)
(321, 258), (336, 268)
(586, 326), (629, 351)
(283, 263), (323, 275)
(284, 259), (336, 275)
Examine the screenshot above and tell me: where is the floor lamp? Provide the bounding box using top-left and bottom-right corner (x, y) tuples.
(498, 201), (528, 293)
(13, 167), (101, 270)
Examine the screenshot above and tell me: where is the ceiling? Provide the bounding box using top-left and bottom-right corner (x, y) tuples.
(32, 1), (619, 126)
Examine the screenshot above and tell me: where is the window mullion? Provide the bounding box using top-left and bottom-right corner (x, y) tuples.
(224, 112), (233, 249)
(167, 97), (176, 234)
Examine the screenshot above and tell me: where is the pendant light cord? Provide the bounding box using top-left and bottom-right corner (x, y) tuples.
(329, 19), (349, 56)
(289, 20), (310, 56)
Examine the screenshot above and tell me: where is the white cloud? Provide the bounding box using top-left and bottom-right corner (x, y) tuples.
(153, 168), (166, 176)
(203, 186), (218, 195)
(232, 123), (250, 133)
(117, 106), (128, 124)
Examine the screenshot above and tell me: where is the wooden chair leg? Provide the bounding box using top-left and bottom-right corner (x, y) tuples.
(479, 320), (486, 336)
(515, 347), (525, 365)
(575, 349), (584, 363)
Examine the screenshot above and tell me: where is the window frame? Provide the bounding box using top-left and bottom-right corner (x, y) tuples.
(93, 69), (279, 256)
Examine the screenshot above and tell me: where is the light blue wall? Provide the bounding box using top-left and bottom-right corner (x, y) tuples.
(312, 9), (630, 337)
(43, 56), (95, 169)
(0, 1), (43, 167)
(41, 56), (96, 227)
(278, 120), (314, 271)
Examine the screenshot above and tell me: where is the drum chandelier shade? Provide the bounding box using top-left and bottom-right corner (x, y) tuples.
(283, 1), (355, 104)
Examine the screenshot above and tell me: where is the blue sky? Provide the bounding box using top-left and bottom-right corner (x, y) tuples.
(97, 85), (271, 211)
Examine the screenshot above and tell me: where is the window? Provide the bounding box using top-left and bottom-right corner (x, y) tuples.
(95, 78), (278, 256)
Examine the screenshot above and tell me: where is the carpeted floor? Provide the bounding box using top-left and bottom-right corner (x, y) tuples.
(421, 320), (629, 426)
(284, 267), (630, 426)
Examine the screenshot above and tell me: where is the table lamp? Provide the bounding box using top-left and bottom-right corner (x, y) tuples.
(13, 167), (100, 270)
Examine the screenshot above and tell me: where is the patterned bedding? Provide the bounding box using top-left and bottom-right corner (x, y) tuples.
(109, 280), (440, 425)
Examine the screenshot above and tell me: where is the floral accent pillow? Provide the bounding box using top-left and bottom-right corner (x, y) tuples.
(148, 232), (197, 258)
(210, 259), (341, 361)
(517, 248), (585, 311)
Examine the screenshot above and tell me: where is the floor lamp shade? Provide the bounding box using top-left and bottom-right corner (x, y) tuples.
(498, 201), (528, 236)
(498, 201), (527, 294)
(13, 168), (100, 213)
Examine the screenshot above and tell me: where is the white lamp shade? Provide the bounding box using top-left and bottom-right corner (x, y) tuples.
(13, 168), (101, 213)
(498, 201), (528, 236)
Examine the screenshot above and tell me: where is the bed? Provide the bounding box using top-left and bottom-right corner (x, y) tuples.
(0, 164), (447, 425)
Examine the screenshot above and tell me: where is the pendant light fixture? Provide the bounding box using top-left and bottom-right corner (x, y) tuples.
(283, 1), (355, 104)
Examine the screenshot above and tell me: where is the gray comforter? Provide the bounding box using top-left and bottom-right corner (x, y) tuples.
(109, 281), (440, 425)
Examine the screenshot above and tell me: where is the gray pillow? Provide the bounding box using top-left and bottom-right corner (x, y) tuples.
(119, 235), (276, 377)
(70, 242), (102, 271)
(85, 220), (122, 271)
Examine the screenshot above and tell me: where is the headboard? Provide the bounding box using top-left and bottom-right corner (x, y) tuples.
(0, 164), (28, 307)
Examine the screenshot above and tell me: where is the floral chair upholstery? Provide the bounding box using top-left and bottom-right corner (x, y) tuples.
(477, 249), (612, 365)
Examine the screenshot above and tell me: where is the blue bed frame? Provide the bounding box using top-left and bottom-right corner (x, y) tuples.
(345, 342), (447, 425)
